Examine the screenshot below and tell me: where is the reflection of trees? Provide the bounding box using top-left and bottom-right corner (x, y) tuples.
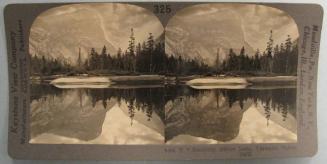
(221, 88), (296, 120)
(165, 88), (296, 142)
(31, 85), (296, 124)
(165, 93), (250, 142)
(86, 88), (166, 121)
(31, 84), (66, 101)
(30, 86), (112, 141)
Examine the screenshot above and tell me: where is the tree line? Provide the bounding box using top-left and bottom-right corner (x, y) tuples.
(30, 54), (74, 76)
(84, 28), (211, 75)
(31, 84), (296, 125)
(220, 31), (298, 75)
(30, 29), (298, 76)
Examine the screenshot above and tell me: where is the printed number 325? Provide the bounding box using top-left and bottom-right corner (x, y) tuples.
(154, 5), (171, 14)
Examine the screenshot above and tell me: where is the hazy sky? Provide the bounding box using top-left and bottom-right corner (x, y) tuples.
(168, 4), (299, 51)
(30, 3), (299, 63)
(165, 4), (299, 63)
(29, 3), (164, 62)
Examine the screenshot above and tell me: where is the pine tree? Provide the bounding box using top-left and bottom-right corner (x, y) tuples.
(265, 30), (274, 73)
(274, 44), (279, 56)
(215, 48), (220, 76)
(128, 28), (136, 73)
(128, 28), (136, 56)
(279, 43), (286, 73)
(135, 43), (142, 72)
(89, 48), (97, 70)
(77, 47), (82, 70)
(227, 48), (236, 72)
(147, 33), (154, 73)
(290, 42), (298, 75)
(285, 35), (292, 74)
(266, 30), (274, 57)
(239, 46), (245, 71)
(273, 45), (280, 73)
(83, 60), (89, 71)
(106, 52), (112, 71)
(117, 48), (122, 70)
(100, 46), (107, 70)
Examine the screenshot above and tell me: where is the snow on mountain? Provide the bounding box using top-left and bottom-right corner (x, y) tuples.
(165, 13), (255, 65)
(29, 3), (298, 66)
(165, 92), (252, 142)
(30, 89), (117, 141)
(29, 3), (164, 64)
(119, 101), (165, 137)
(165, 4), (299, 65)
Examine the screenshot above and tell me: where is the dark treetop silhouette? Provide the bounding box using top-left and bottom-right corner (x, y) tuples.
(30, 29), (298, 77)
(29, 28), (298, 144)
(30, 83), (296, 143)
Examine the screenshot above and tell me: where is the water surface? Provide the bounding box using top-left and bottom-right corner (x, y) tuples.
(29, 83), (297, 144)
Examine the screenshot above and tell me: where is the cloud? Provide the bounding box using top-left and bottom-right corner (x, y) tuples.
(53, 6), (77, 16)
(167, 4), (299, 52)
(30, 3), (164, 63)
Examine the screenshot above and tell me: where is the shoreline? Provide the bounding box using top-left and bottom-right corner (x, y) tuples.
(31, 75), (297, 89)
(31, 75), (297, 83)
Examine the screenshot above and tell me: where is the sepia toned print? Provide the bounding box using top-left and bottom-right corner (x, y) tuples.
(164, 4), (299, 144)
(29, 3), (298, 145)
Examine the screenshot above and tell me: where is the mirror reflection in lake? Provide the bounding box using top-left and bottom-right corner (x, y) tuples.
(30, 84), (297, 144)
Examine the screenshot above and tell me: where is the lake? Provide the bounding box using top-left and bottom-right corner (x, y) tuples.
(29, 83), (297, 144)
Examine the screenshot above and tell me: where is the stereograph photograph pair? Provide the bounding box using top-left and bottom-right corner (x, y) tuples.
(4, 1), (323, 160)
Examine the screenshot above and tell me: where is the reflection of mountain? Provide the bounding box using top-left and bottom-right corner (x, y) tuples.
(256, 102), (297, 133)
(29, 3), (164, 63)
(30, 90), (116, 141)
(165, 92), (252, 142)
(30, 104), (165, 144)
(119, 101), (165, 136)
(30, 84), (297, 144)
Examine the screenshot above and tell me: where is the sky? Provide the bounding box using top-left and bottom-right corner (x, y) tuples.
(29, 3), (164, 62)
(29, 3), (299, 64)
(167, 3), (299, 51)
(165, 4), (299, 64)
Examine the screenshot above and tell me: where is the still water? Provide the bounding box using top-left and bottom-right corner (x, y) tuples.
(29, 84), (297, 144)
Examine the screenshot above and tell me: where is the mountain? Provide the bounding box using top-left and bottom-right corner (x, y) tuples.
(30, 90), (117, 141)
(119, 101), (165, 136)
(165, 92), (252, 142)
(30, 94), (165, 144)
(29, 3), (164, 65)
(256, 103), (297, 133)
(29, 20), (117, 64)
(165, 4), (299, 65)
(165, 15), (255, 65)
